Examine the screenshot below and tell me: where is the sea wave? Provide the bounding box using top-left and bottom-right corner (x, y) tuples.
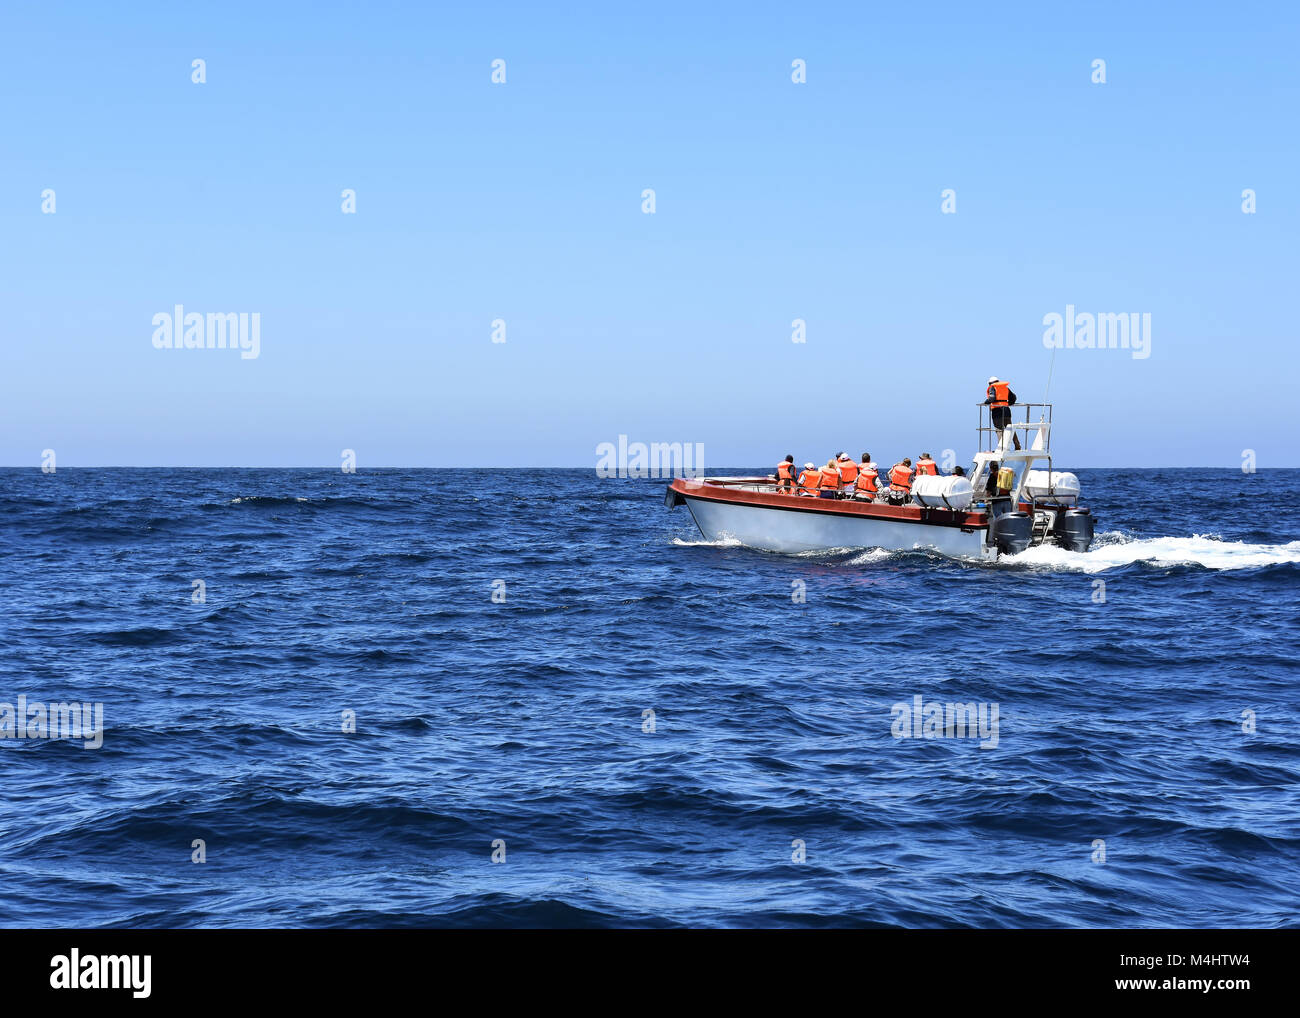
(1, 466), (1297, 929)
(1005, 533), (1300, 573)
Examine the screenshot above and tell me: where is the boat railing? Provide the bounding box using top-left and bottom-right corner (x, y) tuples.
(976, 402), (1052, 454)
(691, 476), (775, 488)
(691, 475), (863, 497)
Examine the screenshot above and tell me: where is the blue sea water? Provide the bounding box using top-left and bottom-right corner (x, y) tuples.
(0, 467), (1297, 928)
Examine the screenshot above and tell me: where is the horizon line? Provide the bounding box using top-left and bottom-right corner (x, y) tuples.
(3, 464), (1295, 471)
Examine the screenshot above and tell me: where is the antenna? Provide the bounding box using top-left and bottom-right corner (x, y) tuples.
(1041, 344), (1057, 416)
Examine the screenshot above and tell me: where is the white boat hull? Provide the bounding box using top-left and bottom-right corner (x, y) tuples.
(681, 492), (995, 560)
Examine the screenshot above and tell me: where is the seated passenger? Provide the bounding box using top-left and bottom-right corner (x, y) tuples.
(887, 458), (914, 503)
(836, 453), (858, 491)
(819, 458), (842, 498)
(797, 462), (821, 496)
(854, 457), (880, 498)
(775, 455), (796, 494)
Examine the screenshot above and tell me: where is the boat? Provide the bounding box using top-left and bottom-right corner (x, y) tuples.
(664, 403), (1095, 560)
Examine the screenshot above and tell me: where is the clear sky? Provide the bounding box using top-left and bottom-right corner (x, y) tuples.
(2, 1), (1296, 467)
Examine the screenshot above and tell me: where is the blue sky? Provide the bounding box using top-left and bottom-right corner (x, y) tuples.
(2, 1), (1296, 467)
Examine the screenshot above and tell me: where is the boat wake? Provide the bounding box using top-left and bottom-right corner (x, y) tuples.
(671, 535), (743, 548)
(671, 526), (1300, 573)
(844, 547), (896, 565)
(1004, 533), (1300, 573)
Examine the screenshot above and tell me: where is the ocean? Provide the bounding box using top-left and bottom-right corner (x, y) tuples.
(1, 467), (1297, 928)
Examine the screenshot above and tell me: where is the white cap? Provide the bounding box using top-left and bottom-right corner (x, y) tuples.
(988, 375), (999, 383)
(804, 462), (815, 470)
(839, 453), (851, 461)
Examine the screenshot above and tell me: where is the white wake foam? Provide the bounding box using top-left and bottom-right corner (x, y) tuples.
(672, 529), (1300, 573)
(671, 535), (743, 548)
(1004, 533), (1300, 573)
(844, 547), (896, 565)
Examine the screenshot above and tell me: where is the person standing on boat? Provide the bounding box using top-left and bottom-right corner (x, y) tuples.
(797, 461), (821, 496)
(774, 455), (796, 494)
(854, 455), (880, 498)
(915, 453), (938, 476)
(819, 458), (842, 498)
(836, 453), (858, 492)
(981, 460), (1001, 498)
(984, 376), (1021, 450)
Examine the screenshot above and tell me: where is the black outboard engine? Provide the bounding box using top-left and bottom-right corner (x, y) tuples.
(1056, 507), (1095, 552)
(990, 510), (1033, 555)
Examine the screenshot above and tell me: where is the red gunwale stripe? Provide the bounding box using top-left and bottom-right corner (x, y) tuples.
(669, 479), (989, 530)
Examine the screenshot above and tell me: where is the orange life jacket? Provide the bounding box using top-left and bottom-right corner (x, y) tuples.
(838, 460), (858, 485)
(776, 461), (795, 485)
(987, 380), (1010, 409)
(916, 459), (938, 476)
(855, 466), (878, 493)
(798, 468), (821, 494)
(889, 463), (913, 491)
(819, 467), (841, 490)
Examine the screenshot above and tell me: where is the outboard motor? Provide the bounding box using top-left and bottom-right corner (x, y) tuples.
(990, 510), (1033, 555)
(1055, 507), (1095, 552)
